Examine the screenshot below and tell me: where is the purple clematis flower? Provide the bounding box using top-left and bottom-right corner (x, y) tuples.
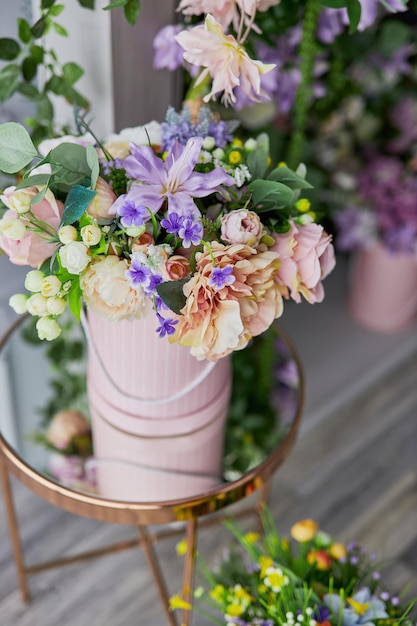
(117, 200), (148, 228)
(155, 313), (178, 338)
(111, 137), (235, 221)
(153, 24), (185, 72)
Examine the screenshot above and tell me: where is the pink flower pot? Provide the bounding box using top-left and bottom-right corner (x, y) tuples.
(348, 243), (417, 333)
(83, 310), (232, 501)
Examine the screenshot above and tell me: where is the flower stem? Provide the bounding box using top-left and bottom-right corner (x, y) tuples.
(287, 0), (320, 169)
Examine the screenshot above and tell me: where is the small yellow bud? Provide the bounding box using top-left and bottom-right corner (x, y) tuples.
(228, 150), (242, 165)
(295, 198), (311, 213)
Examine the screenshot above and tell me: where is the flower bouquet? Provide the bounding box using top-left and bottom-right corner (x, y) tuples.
(170, 508), (416, 625)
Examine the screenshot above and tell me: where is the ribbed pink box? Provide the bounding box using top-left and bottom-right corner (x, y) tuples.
(84, 310), (232, 501)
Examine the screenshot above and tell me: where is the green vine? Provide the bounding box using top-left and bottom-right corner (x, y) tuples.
(287, 0), (321, 168)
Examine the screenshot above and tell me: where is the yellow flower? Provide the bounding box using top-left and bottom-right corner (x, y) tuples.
(228, 149), (242, 165)
(169, 595), (192, 611)
(259, 555), (274, 578)
(176, 539), (187, 556)
(225, 603), (245, 618)
(209, 584), (226, 603)
(347, 598), (370, 616)
(295, 198), (311, 213)
(263, 566), (289, 593)
(244, 532), (260, 545)
(328, 542), (347, 561)
(290, 519), (319, 543)
(232, 585), (252, 603)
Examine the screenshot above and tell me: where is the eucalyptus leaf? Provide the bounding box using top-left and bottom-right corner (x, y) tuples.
(86, 143), (99, 189)
(16, 173), (51, 189)
(268, 165), (313, 190)
(61, 185), (96, 225)
(49, 142), (92, 178)
(0, 122), (38, 173)
(247, 179), (294, 211)
(156, 279), (188, 315)
(0, 64), (20, 103)
(247, 148), (268, 180)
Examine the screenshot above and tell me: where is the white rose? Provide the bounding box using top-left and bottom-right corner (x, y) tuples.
(244, 138), (257, 151)
(203, 136), (215, 151)
(27, 293), (49, 316)
(212, 148), (225, 160)
(59, 241), (90, 275)
(46, 297), (67, 315)
(80, 224), (102, 246)
(58, 225), (78, 244)
(7, 190), (31, 214)
(9, 294), (28, 314)
(0, 217), (27, 240)
(25, 270), (46, 293)
(36, 317), (61, 341)
(41, 275), (62, 297)
(106, 120), (162, 147)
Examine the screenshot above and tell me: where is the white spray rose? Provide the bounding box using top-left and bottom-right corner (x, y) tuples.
(0, 217), (27, 240)
(7, 190), (31, 214)
(25, 270), (46, 293)
(9, 294), (28, 314)
(58, 225), (78, 244)
(41, 275), (62, 297)
(36, 317), (61, 341)
(27, 293), (49, 316)
(80, 224), (102, 246)
(59, 241), (90, 275)
(46, 297), (67, 315)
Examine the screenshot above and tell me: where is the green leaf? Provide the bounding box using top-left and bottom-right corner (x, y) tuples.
(29, 44), (44, 63)
(68, 278), (82, 322)
(62, 62), (84, 86)
(86, 143), (99, 189)
(18, 83), (39, 98)
(16, 173), (51, 189)
(347, 0), (361, 33)
(31, 16), (48, 39)
(156, 279), (188, 315)
(0, 38), (21, 61)
(317, 0), (347, 7)
(247, 179), (294, 211)
(61, 185), (96, 225)
(0, 122), (38, 173)
(41, 0), (57, 7)
(52, 22), (68, 37)
(22, 56), (38, 82)
(103, 0), (140, 25)
(268, 165), (313, 190)
(49, 143), (92, 180)
(246, 148), (268, 180)
(18, 18), (33, 44)
(0, 65), (20, 102)
(78, 0), (95, 7)
(48, 4), (65, 17)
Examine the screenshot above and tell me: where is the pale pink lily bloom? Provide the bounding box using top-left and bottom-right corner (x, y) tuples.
(177, 0), (281, 30)
(176, 14), (276, 107)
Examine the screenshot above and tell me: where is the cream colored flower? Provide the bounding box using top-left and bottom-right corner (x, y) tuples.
(41, 275), (62, 298)
(290, 519), (319, 543)
(80, 255), (148, 321)
(58, 225), (78, 244)
(0, 217), (27, 240)
(27, 293), (49, 316)
(59, 241), (91, 275)
(7, 190), (31, 214)
(80, 224), (102, 246)
(46, 297), (67, 316)
(46, 409), (90, 449)
(25, 270), (45, 293)
(86, 177), (117, 220)
(36, 316), (61, 341)
(9, 294), (28, 314)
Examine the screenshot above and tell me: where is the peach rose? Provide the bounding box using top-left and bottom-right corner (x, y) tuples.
(290, 519), (318, 542)
(46, 410), (90, 450)
(162, 254), (191, 281)
(86, 176), (117, 220)
(171, 241), (283, 360)
(80, 255), (148, 321)
(271, 221), (336, 304)
(221, 209), (263, 246)
(0, 186), (63, 268)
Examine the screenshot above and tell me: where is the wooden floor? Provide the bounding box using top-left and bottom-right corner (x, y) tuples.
(0, 345), (416, 625)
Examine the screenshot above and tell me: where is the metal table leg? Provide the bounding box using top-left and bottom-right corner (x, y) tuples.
(181, 518), (198, 626)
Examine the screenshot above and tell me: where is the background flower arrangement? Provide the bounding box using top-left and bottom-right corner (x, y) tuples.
(170, 508), (416, 625)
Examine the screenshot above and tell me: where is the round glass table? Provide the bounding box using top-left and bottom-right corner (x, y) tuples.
(0, 314), (304, 626)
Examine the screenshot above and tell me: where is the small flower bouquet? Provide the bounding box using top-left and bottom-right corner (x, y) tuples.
(170, 509), (416, 625)
(0, 100), (335, 361)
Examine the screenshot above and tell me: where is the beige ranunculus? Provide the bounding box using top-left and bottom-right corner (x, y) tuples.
(80, 255), (148, 321)
(46, 409), (90, 450)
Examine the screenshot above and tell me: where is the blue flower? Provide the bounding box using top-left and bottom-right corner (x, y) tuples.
(208, 265), (235, 291)
(324, 588), (388, 626)
(155, 313), (178, 338)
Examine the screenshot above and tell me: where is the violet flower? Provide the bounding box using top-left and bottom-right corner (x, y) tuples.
(156, 313), (178, 337)
(117, 200), (148, 227)
(112, 137), (235, 220)
(208, 265), (235, 290)
(153, 24), (185, 71)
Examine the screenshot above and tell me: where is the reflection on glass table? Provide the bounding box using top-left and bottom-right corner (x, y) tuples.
(0, 315), (304, 626)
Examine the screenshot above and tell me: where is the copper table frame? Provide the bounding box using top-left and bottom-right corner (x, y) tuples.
(0, 316), (304, 626)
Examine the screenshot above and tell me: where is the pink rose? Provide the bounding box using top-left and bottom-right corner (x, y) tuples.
(271, 221), (336, 304)
(46, 409), (91, 450)
(172, 241), (283, 360)
(86, 177), (117, 219)
(0, 186), (63, 268)
(221, 209), (263, 246)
